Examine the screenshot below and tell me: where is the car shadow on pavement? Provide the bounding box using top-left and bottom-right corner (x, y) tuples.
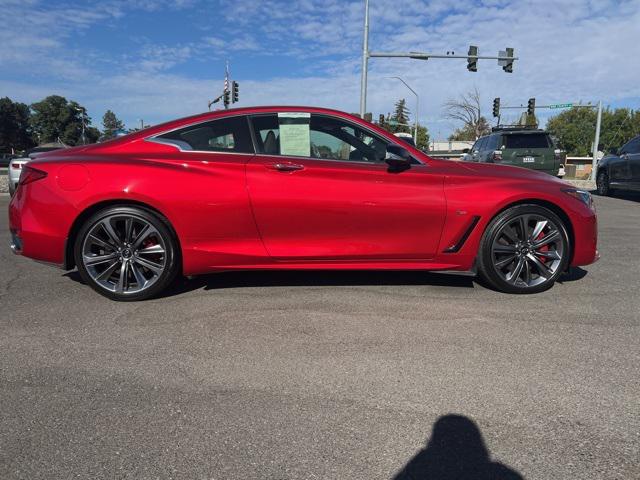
(167, 270), (476, 296)
(394, 414), (523, 480)
(596, 191), (640, 203)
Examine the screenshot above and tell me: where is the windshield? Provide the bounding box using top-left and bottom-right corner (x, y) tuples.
(504, 133), (550, 149)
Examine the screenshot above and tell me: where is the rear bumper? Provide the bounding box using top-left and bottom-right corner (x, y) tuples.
(8, 183), (70, 267)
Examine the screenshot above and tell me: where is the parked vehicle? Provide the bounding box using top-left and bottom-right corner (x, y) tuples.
(466, 127), (565, 177)
(596, 134), (640, 195)
(8, 143), (66, 195)
(394, 132), (415, 147)
(1, 153), (18, 168)
(9, 106), (598, 300)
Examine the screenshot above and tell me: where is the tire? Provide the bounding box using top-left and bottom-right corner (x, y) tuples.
(477, 204), (570, 294)
(74, 205), (179, 301)
(596, 170), (611, 196)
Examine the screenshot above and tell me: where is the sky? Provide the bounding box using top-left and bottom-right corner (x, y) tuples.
(1, 0), (639, 139)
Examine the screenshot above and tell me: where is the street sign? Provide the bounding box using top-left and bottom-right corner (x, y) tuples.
(549, 103), (573, 109)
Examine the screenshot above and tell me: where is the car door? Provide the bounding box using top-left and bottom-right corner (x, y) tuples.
(608, 138), (634, 186)
(624, 137), (640, 190)
(470, 138), (482, 162)
(245, 112), (446, 261)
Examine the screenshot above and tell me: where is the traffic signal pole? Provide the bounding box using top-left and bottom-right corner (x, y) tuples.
(358, 0), (517, 118)
(359, 0), (370, 118)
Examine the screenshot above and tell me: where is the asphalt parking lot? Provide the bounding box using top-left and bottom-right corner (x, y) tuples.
(1, 194), (639, 479)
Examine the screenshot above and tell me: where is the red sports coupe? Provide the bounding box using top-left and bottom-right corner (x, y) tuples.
(9, 106), (598, 300)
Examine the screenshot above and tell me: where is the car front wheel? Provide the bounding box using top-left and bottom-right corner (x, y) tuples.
(478, 205), (570, 294)
(74, 206), (179, 301)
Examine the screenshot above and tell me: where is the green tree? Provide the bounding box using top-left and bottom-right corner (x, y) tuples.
(30, 95), (100, 145)
(102, 110), (125, 139)
(390, 99), (411, 133)
(415, 124), (430, 151)
(0, 97), (35, 152)
(448, 117), (491, 141)
(546, 107), (640, 156)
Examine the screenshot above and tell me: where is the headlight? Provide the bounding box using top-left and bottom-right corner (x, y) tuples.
(562, 188), (594, 210)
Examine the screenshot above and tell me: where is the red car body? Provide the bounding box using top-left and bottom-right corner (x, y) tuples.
(9, 106), (598, 282)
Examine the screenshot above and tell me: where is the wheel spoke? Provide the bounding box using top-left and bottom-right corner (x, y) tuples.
(138, 244), (165, 255)
(530, 220), (547, 241)
(125, 217), (134, 244)
(88, 234), (115, 251)
(132, 224), (158, 250)
(518, 215), (529, 242)
(84, 252), (118, 266)
(522, 258), (532, 285)
(96, 259), (121, 281)
(493, 244), (517, 254)
(532, 230), (560, 249)
(501, 225), (519, 243)
(134, 256), (163, 274)
(526, 253), (553, 279)
(534, 250), (561, 261)
(116, 261), (129, 293)
(507, 257), (526, 284)
(101, 219), (123, 247)
(130, 262), (147, 288)
(495, 254), (517, 269)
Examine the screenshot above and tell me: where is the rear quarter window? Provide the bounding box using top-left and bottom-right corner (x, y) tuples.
(504, 134), (550, 149)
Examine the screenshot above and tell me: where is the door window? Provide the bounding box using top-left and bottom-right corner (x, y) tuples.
(156, 116), (254, 153)
(250, 113), (391, 163)
(621, 137), (640, 154)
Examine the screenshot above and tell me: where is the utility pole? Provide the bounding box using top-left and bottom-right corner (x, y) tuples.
(389, 76), (418, 144)
(359, 0), (370, 118)
(591, 100), (602, 181)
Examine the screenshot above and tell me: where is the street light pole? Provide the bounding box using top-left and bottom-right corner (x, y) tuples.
(389, 76), (419, 144)
(359, 0), (370, 118)
(591, 100), (602, 181)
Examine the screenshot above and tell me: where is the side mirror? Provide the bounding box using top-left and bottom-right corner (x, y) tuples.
(385, 144), (412, 171)
(462, 148), (470, 154)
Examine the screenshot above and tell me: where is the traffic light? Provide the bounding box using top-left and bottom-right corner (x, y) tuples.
(223, 89), (230, 108)
(527, 98), (536, 116)
(379, 114), (385, 125)
(503, 47), (514, 73)
(232, 81), (239, 103)
(467, 45), (478, 72)
(492, 98), (500, 118)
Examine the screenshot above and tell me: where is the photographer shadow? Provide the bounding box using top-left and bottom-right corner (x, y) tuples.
(394, 414), (523, 480)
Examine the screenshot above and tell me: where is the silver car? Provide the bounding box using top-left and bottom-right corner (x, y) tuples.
(8, 144), (66, 195)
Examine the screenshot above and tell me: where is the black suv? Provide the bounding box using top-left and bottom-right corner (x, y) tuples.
(466, 127), (563, 177)
(596, 134), (640, 195)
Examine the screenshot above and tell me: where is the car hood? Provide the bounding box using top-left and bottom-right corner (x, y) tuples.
(450, 160), (567, 185)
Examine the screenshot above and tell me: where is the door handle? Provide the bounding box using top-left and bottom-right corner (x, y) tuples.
(265, 162), (305, 172)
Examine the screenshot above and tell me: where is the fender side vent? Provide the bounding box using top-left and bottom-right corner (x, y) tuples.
(444, 216), (481, 253)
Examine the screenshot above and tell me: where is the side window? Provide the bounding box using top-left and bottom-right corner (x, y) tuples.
(250, 113), (391, 163)
(486, 135), (499, 151)
(477, 137), (487, 151)
(623, 137), (640, 154)
(156, 116), (253, 153)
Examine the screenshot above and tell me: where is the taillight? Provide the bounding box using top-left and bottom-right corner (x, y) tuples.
(19, 165), (48, 185)
(554, 149), (564, 162)
(492, 150), (502, 162)
(11, 163), (22, 170)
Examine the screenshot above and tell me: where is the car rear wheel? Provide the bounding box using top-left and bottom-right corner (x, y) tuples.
(74, 206), (179, 301)
(596, 170), (611, 196)
(478, 205), (570, 294)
